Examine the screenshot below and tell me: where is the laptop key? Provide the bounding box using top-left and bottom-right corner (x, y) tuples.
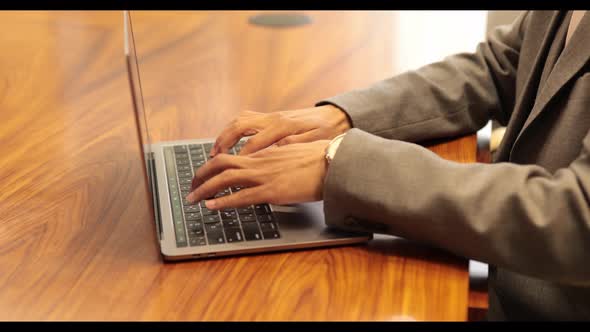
(239, 213), (256, 223)
(207, 230), (225, 245)
(174, 146), (187, 153)
(237, 207), (254, 215)
(177, 165), (191, 172)
(260, 222), (278, 232)
(178, 171), (193, 179)
(201, 208), (219, 216)
(203, 143), (214, 152)
(190, 152), (204, 159)
(262, 229), (280, 240)
(257, 214), (274, 223)
(224, 227), (243, 243)
(188, 144), (202, 151)
(188, 227), (205, 237)
(176, 233), (188, 246)
(187, 221), (203, 230)
(179, 177), (192, 185)
(242, 223), (262, 241)
(176, 159), (190, 166)
(220, 210), (237, 220)
(254, 204), (271, 215)
(205, 222), (223, 232)
(260, 223), (281, 239)
(204, 214), (221, 224)
(222, 218), (239, 228)
(185, 212), (202, 221)
(191, 157), (205, 165)
(189, 236), (207, 246)
(183, 205), (199, 213)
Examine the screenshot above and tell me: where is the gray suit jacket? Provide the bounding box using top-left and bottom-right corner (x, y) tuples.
(317, 11), (590, 320)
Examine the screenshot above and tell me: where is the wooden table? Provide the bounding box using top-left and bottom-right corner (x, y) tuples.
(0, 11), (474, 321)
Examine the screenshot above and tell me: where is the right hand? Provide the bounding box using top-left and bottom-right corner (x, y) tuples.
(210, 104), (352, 157)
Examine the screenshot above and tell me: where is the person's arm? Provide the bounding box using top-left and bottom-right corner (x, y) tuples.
(323, 128), (590, 286)
(317, 12), (530, 143)
(207, 12), (530, 157)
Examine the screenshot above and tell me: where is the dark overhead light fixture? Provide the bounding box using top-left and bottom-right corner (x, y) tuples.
(248, 12), (312, 28)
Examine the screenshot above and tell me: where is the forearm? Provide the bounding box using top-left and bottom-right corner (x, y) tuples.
(317, 12), (528, 143)
(324, 129), (590, 285)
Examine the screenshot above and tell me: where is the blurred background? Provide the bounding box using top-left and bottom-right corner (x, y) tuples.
(392, 11), (522, 73)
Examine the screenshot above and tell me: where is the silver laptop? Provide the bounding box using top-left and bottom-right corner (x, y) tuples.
(123, 11), (371, 261)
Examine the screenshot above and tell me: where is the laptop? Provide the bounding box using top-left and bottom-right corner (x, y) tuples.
(123, 11), (372, 261)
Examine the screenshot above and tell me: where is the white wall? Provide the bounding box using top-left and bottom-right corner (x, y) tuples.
(391, 11), (488, 74)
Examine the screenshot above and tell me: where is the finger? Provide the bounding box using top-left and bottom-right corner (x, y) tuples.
(191, 154), (249, 190)
(187, 169), (259, 203)
(206, 185), (268, 210)
(238, 125), (293, 155)
(276, 129), (322, 146)
(211, 114), (264, 157)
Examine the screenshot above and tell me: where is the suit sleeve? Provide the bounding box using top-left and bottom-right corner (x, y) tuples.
(316, 12), (530, 143)
(323, 128), (590, 286)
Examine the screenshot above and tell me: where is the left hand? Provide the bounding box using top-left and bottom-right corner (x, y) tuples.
(186, 140), (331, 210)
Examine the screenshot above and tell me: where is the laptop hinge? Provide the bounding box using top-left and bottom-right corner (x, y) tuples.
(146, 152), (163, 240)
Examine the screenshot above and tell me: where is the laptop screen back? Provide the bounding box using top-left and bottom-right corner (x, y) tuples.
(124, 9), (164, 241)
(124, 11), (153, 161)
(124, 11), (155, 193)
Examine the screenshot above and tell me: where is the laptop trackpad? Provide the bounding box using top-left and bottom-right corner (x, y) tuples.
(271, 202), (323, 231)
(271, 201), (366, 239)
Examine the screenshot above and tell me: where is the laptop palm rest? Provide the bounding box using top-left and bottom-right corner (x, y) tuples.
(273, 201), (370, 240)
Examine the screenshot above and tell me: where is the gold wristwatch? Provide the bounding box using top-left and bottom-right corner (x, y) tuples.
(325, 132), (347, 165)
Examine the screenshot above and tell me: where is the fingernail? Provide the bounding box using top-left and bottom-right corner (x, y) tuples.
(205, 200), (216, 209)
(186, 192), (195, 203)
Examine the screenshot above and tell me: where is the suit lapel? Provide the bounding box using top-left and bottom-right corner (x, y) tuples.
(537, 12), (571, 96)
(513, 12), (590, 147)
(495, 11), (561, 162)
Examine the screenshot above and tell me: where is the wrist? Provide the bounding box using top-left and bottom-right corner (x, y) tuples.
(320, 104), (352, 132)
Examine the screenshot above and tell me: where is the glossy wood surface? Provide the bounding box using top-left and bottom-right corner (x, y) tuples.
(0, 11), (475, 321)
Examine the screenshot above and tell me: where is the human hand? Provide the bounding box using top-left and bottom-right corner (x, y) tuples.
(209, 104), (350, 157)
(187, 140), (331, 210)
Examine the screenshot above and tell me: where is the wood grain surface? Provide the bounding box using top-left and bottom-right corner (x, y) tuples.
(0, 11), (474, 321)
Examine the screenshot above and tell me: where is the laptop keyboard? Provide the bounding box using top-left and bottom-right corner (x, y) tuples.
(163, 140), (280, 248)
